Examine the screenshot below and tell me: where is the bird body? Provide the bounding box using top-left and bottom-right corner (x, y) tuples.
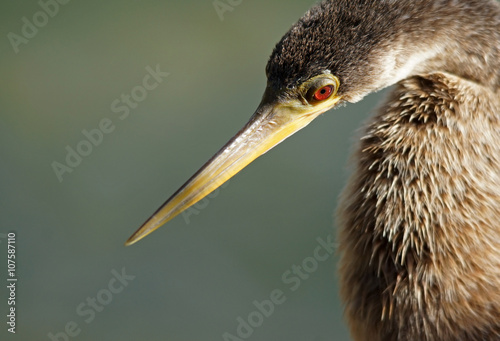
(339, 72), (500, 340)
(126, 0), (500, 339)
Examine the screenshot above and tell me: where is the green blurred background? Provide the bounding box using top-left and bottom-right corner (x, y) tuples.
(0, 1), (387, 340)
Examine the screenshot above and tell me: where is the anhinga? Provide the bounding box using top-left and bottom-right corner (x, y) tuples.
(126, 0), (500, 339)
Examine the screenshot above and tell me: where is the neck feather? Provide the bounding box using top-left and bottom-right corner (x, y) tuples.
(375, 0), (500, 93)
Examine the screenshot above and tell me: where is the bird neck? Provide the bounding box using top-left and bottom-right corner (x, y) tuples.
(378, 0), (500, 93)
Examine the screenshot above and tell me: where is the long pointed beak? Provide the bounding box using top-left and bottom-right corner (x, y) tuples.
(125, 94), (340, 246)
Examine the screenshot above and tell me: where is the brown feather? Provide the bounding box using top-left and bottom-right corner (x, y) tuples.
(338, 73), (500, 340)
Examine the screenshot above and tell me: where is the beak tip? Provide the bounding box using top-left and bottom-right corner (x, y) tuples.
(125, 225), (152, 246)
(124, 235), (138, 247)
(124, 216), (163, 247)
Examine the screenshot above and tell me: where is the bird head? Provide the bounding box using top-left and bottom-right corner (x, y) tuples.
(125, 0), (420, 245)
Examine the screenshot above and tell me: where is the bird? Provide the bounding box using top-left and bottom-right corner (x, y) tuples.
(125, 0), (500, 339)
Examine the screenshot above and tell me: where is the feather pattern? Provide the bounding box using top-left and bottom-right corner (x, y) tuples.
(339, 73), (500, 340)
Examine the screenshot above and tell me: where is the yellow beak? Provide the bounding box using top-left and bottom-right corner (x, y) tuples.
(125, 91), (341, 246)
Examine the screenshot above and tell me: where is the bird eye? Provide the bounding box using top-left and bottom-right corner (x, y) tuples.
(301, 75), (340, 105)
(313, 85), (334, 101)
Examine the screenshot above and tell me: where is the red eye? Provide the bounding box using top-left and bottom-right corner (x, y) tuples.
(313, 85), (334, 101)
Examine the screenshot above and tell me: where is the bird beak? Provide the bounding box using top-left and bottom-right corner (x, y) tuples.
(125, 89), (341, 246)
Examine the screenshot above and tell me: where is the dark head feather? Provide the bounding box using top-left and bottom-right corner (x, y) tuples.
(265, 0), (500, 100)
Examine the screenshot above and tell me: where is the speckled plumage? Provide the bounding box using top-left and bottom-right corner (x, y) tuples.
(339, 73), (500, 340)
(267, 0), (500, 340)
